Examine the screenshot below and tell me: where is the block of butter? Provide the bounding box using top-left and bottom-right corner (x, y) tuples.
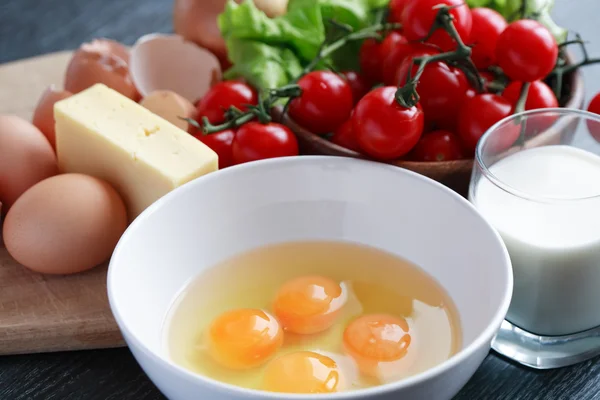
(54, 83), (218, 220)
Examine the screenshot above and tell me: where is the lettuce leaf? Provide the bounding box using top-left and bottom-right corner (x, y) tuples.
(223, 39), (304, 89)
(218, 0), (383, 90)
(219, 0), (325, 62)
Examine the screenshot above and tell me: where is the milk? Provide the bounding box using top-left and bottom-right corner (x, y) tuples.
(471, 145), (600, 336)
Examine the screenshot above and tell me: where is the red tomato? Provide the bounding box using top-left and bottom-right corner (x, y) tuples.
(502, 81), (558, 110)
(383, 42), (438, 86)
(496, 20), (558, 82)
(409, 130), (463, 161)
(331, 119), (361, 153)
(359, 39), (384, 83)
(231, 122), (299, 164)
(193, 129), (236, 169)
(395, 51), (469, 130)
(288, 71), (354, 134)
(381, 31), (406, 56)
(402, 0), (472, 52)
(352, 87), (424, 160)
(196, 81), (258, 124)
(457, 93), (513, 154)
(468, 8), (507, 69)
(586, 93), (600, 142)
(342, 71), (371, 104)
(389, 0), (408, 23)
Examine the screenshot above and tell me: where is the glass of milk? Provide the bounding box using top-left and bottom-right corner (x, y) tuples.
(469, 108), (600, 369)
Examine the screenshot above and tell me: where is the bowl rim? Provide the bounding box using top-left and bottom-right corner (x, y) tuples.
(107, 155), (513, 399)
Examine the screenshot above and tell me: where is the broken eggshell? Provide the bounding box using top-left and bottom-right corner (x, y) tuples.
(140, 90), (198, 133)
(64, 38), (139, 101)
(130, 34), (222, 104)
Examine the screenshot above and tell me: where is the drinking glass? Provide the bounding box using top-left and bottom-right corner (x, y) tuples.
(469, 108), (600, 369)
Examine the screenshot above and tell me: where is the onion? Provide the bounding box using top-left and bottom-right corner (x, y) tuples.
(173, 0), (289, 69)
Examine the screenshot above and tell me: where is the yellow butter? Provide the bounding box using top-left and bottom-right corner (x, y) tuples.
(54, 83), (218, 220)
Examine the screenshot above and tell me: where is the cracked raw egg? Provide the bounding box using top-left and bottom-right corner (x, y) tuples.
(273, 275), (347, 335)
(262, 351), (342, 394)
(343, 314), (416, 382)
(205, 308), (283, 370)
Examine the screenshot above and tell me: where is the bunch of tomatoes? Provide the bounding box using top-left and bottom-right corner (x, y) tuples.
(327, 0), (561, 162)
(191, 0), (572, 167)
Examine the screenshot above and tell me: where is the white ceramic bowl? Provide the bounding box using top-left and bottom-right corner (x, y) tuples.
(107, 156), (513, 400)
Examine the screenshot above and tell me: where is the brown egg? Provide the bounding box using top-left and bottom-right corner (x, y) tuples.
(0, 115), (58, 211)
(140, 90), (198, 133)
(3, 174), (128, 275)
(64, 38), (139, 100)
(31, 85), (72, 149)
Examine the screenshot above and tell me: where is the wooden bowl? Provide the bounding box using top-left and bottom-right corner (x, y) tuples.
(277, 58), (585, 198)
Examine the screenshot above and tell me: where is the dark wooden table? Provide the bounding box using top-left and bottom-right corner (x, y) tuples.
(2, 0), (600, 399)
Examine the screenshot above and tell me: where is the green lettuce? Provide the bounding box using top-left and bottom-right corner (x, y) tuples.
(218, 0), (384, 90)
(465, 0), (567, 43)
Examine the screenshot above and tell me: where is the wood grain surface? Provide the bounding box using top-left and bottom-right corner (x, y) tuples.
(0, 51), (123, 355)
(2, 0), (600, 399)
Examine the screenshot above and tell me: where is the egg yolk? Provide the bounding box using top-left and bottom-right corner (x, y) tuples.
(206, 308), (283, 370)
(262, 351), (342, 393)
(343, 314), (412, 379)
(273, 275), (347, 335)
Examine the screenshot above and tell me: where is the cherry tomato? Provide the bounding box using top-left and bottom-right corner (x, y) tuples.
(288, 71), (354, 135)
(380, 31), (406, 60)
(586, 93), (600, 142)
(352, 87), (424, 160)
(193, 129), (236, 169)
(409, 130), (463, 161)
(468, 8), (507, 70)
(503, 80), (559, 135)
(502, 81), (558, 110)
(196, 81), (258, 124)
(402, 0), (472, 52)
(395, 51), (469, 130)
(231, 122), (299, 164)
(457, 93), (513, 154)
(331, 119), (361, 153)
(359, 39), (384, 83)
(389, 0), (408, 23)
(383, 42), (438, 86)
(496, 20), (558, 82)
(342, 71), (371, 104)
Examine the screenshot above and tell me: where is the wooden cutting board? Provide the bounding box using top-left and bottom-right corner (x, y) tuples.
(0, 51), (124, 355)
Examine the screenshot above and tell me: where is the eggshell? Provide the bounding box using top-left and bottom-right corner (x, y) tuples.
(130, 34), (222, 104)
(3, 174), (128, 275)
(173, 0), (231, 68)
(64, 38), (139, 100)
(140, 90), (198, 133)
(31, 85), (72, 149)
(0, 115), (58, 211)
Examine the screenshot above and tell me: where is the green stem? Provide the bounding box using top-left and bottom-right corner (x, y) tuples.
(549, 33), (598, 99)
(514, 82), (531, 114)
(514, 82), (531, 147)
(203, 114), (256, 134)
(552, 57), (600, 76)
(395, 6), (481, 108)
